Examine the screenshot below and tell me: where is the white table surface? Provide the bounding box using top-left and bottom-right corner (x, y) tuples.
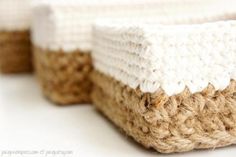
(0, 74), (235, 157)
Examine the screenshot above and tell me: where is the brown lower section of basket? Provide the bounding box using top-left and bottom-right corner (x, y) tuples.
(0, 31), (32, 73)
(33, 47), (93, 105)
(91, 70), (236, 153)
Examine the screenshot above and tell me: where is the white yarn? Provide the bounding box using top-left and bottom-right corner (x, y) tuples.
(0, 0), (32, 31)
(92, 21), (236, 95)
(31, 0), (235, 52)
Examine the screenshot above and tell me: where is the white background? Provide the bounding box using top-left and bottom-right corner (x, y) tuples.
(0, 74), (235, 157)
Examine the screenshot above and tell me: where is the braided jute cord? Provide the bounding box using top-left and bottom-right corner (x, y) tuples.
(91, 70), (236, 153)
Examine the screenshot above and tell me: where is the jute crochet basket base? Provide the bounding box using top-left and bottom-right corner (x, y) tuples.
(33, 47), (93, 105)
(0, 31), (32, 73)
(91, 70), (236, 153)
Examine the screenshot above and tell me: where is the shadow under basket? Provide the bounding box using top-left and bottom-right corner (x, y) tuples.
(91, 70), (236, 153)
(33, 47), (93, 105)
(0, 31), (32, 73)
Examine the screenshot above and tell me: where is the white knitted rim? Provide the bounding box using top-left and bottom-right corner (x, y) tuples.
(92, 20), (236, 95)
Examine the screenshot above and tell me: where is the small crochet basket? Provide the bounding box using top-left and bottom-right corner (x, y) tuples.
(0, 0), (32, 73)
(91, 20), (236, 153)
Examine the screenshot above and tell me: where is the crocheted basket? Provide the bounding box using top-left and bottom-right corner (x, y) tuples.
(0, 31), (32, 73)
(91, 21), (236, 153)
(0, 0), (32, 73)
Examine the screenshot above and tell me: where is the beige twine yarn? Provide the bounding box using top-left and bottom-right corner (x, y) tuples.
(33, 47), (93, 105)
(91, 70), (236, 153)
